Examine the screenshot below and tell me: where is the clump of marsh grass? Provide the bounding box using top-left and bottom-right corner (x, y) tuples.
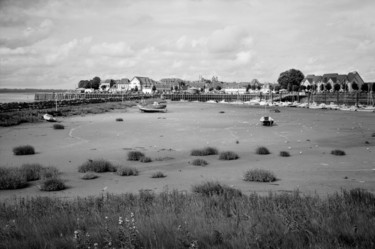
(279, 151), (290, 157)
(40, 178), (66, 191)
(255, 146), (270, 155)
(151, 171), (166, 178)
(0, 167), (28, 190)
(243, 169), (277, 182)
(127, 151), (145, 161)
(191, 158), (208, 166)
(13, 145), (35, 155)
(78, 159), (116, 173)
(81, 173), (99, 180)
(53, 124), (64, 129)
(331, 149), (346, 156)
(139, 156), (152, 163)
(219, 151), (239, 160)
(190, 147), (218, 156)
(116, 118), (123, 122)
(192, 181), (242, 197)
(116, 166), (139, 176)
(40, 167), (60, 180)
(20, 163), (44, 181)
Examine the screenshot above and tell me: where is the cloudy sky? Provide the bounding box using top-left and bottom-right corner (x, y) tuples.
(0, 0), (374, 89)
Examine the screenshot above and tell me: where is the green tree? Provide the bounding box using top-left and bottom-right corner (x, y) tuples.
(334, 83), (341, 92)
(152, 85), (157, 92)
(215, 86), (222, 91)
(320, 84), (325, 92)
(274, 85), (281, 92)
(360, 83), (368, 92)
(78, 80), (90, 89)
(110, 79), (116, 88)
(91, 76), (101, 89)
(277, 69), (304, 90)
(352, 82), (359, 91)
(251, 85), (256, 91)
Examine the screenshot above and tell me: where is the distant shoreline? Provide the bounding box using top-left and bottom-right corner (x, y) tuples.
(0, 88), (69, 93)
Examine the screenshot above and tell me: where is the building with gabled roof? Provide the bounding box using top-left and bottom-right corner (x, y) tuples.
(129, 76), (159, 93)
(301, 71), (364, 92)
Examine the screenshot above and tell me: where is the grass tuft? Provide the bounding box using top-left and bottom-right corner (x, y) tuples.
(20, 163), (44, 181)
(81, 173), (99, 180)
(40, 178), (66, 191)
(190, 147), (218, 156)
(139, 156), (152, 163)
(192, 181), (242, 197)
(151, 171), (166, 178)
(78, 159), (116, 173)
(218, 151), (239, 160)
(53, 124), (65, 129)
(243, 169), (277, 182)
(255, 146), (270, 155)
(0, 167), (28, 190)
(191, 158), (208, 166)
(13, 145), (35, 155)
(279, 151), (290, 157)
(116, 166), (139, 176)
(331, 149), (346, 156)
(127, 151), (145, 161)
(40, 167), (60, 179)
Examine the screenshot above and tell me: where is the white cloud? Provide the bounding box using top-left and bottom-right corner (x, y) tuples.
(90, 42), (134, 57)
(207, 26), (250, 53)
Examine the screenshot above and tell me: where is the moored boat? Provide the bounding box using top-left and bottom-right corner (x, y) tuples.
(43, 114), (57, 122)
(260, 116), (274, 126)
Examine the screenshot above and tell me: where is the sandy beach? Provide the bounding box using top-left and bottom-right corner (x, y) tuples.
(1, 101), (374, 201)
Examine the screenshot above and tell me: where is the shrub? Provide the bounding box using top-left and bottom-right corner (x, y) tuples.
(219, 151), (239, 160)
(53, 124), (65, 129)
(255, 146), (270, 155)
(116, 118), (123, 122)
(191, 158), (208, 166)
(279, 151), (290, 157)
(116, 166), (139, 176)
(127, 151), (145, 161)
(151, 171), (166, 178)
(40, 167), (60, 179)
(81, 173), (98, 180)
(13, 145), (35, 155)
(0, 167), (28, 190)
(192, 181), (242, 197)
(331, 149), (346, 156)
(20, 163), (43, 181)
(40, 178), (66, 191)
(78, 159), (116, 173)
(243, 169), (277, 182)
(139, 156), (152, 163)
(190, 147), (218, 156)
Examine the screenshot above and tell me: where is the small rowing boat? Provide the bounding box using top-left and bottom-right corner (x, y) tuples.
(43, 114), (57, 122)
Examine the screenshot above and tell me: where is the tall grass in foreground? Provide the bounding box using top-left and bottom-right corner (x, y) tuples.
(0, 188), (374, 248)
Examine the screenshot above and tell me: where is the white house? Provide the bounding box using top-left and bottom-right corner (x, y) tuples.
(99, 82), (110, 92)
(114, 78), (130, 92)
(129, 76), (158, 93)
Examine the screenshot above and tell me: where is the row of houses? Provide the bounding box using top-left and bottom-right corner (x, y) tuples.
(91, 71), (372, 94)
(300, 71), (368, 92)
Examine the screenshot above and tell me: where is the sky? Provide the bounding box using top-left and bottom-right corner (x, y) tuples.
(0, 0), (375, 89)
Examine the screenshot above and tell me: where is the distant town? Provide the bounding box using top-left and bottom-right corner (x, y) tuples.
(77, 70), (374, 95)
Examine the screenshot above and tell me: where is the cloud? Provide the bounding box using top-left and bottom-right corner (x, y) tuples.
(207, 26), (251, 53)
(90, 42), (134, 57)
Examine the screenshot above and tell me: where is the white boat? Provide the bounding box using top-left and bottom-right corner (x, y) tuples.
(138, 101), (167, 113)
(206, 100), (217, 104)
(297, 103), (309, 108)
(339, 105), (358, 111)
(357, 106), (375, 112)
(43, 114), (57, 122)
(260, 116), (274, 126)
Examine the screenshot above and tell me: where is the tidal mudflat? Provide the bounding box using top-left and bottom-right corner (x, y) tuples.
(1, 101), (374, 200)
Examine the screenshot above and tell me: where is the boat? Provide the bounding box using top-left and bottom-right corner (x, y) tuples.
(260, 116), (274, 126)
(43, 114), (57, 122)
(138, 101), (167, 113)
(357, 106), (375, 112)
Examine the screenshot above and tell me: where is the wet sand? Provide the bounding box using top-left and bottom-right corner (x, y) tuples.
(1, 101), (374, 201)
